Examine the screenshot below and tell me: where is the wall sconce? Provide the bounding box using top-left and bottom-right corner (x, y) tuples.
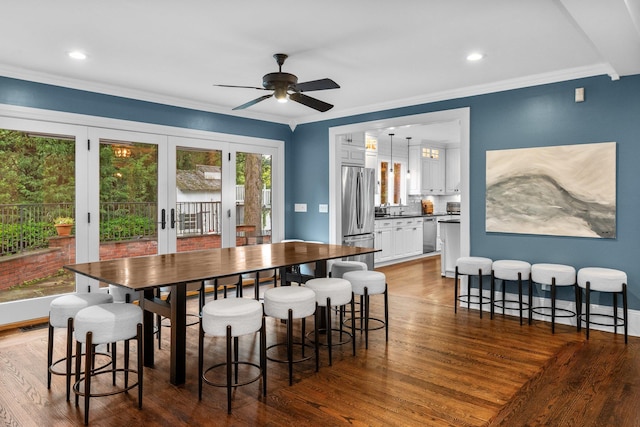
(113, 146), (132, 158)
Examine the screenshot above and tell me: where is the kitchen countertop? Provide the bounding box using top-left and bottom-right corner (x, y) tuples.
(375, 213), (459, 219)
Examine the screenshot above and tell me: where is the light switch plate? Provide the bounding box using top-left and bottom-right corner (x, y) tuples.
(319, 204), (328, 213)
(294, 203), (307, 212)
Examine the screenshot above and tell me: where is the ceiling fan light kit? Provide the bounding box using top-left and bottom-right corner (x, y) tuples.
(216, 53), (340, 112)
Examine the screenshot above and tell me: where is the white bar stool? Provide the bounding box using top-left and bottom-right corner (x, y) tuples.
(492, 260), (531, 325)
(305, 277), (356, 366)
(342, 270), (388, 349)
(330, 260), (367, 278)
(454, 257), (493, 318)
(577, 267), (628, 343)
(263, 286), (318, 385)
(73, 303), (143, 425)
(198, 298), (266, 413)
(47, 293), (113, 401)
(529, 263), (577, 333)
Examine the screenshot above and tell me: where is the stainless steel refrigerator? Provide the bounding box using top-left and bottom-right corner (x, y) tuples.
(342, 165), (375, 270)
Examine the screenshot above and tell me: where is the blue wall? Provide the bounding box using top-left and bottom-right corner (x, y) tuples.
(0, 76), (292, 143)
(2, 74), (639, 309)
(289, 75), (640, 309)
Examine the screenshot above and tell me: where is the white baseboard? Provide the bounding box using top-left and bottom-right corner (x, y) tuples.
(458, 289), (639, 337)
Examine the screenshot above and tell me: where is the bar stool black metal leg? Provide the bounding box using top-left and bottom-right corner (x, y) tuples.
(623, 283), (628, 344)
(454, 267), (459, 313)
(364, 287), (370, 349)
(585, 282), (591, 340)
(551, 279), (557, 333)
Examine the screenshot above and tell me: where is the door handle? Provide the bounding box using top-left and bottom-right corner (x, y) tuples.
(170, 208), (176, 229)
(160, 209), (166, 230)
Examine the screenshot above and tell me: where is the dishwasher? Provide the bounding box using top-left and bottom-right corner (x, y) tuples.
(422, 217), (437, 253)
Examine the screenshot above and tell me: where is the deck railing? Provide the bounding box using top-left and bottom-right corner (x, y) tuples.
(0, 197), (273, 256)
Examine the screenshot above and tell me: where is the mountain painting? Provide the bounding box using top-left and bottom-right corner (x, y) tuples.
(486, 142), (616, 238)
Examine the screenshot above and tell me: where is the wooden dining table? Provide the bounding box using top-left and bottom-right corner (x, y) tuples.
(64, 241), (377, 385)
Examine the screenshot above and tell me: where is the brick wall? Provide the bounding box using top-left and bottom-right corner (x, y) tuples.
(0, 234), (229, 291)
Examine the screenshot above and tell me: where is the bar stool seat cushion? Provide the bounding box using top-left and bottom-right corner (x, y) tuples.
(49, 293), (113, 328)
(264, 286), (316, 319)
(493, 260), (531, 280)
(577, 267), (627, 292)
(74, 303), (142, 345)
(343, 271), (386, 295)
(456, 257), (493, 275)
(531, 263), (576, 286)
(108, 284), (138, 303)
(331, 261), (367, 278)
(202, 298), (263, 337)
(305, 278), (352, 307)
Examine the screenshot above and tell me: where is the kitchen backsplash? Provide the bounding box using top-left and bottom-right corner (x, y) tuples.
(380, 194), (460, 216)
(408, 194), (461, 214)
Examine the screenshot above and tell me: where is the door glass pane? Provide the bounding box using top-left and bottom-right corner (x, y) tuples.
(0, 129), (75, 303)
(236, 152), (272, 246)
(380, 161), (388, 205)
(393, 162), (402, 204)
(99, 140), (158, 266)
(175, 147), (223, 252)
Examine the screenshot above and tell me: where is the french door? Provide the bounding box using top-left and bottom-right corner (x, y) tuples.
(0, 114), (282, 326)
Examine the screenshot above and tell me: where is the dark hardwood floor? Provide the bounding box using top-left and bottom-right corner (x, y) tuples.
(1, 256), (638, 426)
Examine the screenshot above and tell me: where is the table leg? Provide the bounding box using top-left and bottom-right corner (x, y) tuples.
(170, 283), (187, 385)
(142, 289), (155, 367)
(315, 260), (328, 330)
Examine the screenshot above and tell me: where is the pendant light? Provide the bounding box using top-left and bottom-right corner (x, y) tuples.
(389, 133), (394, 174)
(406, 136), (412, 179)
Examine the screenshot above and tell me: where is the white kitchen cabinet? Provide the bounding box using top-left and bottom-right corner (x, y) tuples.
(407, 219), (423, 255)
(340, 132), (366, 166)
(436, 215), (451, 251)
(376, 217), (423, 263)
(445, 147), (460, 194)
(421, 146), (445, 194)
(374, 219), (393, 263)
(407, 144), (422, 195)
(391, 218), (423, 259)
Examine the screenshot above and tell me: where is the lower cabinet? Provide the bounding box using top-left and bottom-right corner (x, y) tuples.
(375, 218), (423, 264)
(374, 219), (393, 263)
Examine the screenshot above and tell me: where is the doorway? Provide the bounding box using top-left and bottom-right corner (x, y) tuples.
(327, 108), (470, 258)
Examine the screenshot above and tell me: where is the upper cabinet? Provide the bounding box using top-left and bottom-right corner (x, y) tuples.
(340, 132), (366, 166)
(407, 143), (422, 195)
(445, 147), (460, 194)
(421, 145), (445, 195)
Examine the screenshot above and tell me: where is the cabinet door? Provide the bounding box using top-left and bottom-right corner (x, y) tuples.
(410, 224), (423, 255)
(432, 150), (445, 194)
(375, 228), (392, 261)
(408, 145), (421, 195)
(445, 147), (460, 194)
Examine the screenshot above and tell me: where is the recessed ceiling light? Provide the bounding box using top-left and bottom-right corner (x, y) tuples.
(466, 52), (484, 61)
(68, 51), (87, 60)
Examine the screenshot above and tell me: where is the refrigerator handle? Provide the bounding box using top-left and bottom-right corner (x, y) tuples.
(356, 170), (362, 229)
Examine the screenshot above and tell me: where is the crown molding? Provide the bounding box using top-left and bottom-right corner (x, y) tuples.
(0, 64), (290, 125)
(1, 63), (611, 129)
(291, 64), (612, 127)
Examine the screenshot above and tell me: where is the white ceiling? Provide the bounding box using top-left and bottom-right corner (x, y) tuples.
(1, 0), (639, 127)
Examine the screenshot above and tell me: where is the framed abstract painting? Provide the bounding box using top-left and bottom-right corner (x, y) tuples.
(486, 142), (616, 238)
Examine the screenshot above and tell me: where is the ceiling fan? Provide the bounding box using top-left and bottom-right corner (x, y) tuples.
(215, 53), (340, 112)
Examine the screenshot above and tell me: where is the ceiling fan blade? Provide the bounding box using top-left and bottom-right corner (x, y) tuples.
(232, 94), (273, 110)
(215, 84), (268, 91)
(289, 92), (333, 112)
(291, 78), (340, 92)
